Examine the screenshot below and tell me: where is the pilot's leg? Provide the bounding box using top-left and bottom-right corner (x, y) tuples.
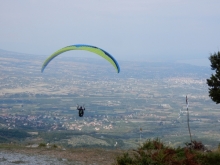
(79, 110), (83, 117)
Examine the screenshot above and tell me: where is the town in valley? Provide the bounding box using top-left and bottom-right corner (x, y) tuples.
(0, 49), (219, 149)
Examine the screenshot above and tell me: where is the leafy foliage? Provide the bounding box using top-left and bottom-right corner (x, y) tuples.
(191, 141), (205, 151)
(207, 51), (220, 104)
(139, 138), (165, 150)
(115, 139), (220, 165)
(197, 152), (220, 165)
(38, 143), (46, 147)
(116, 153), (134, 165)
(51, 144), (58, 148)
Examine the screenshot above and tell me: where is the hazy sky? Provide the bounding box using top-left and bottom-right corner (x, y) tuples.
(1, 0), (220, 66)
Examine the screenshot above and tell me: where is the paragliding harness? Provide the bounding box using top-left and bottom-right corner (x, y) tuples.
(77, 105), (85, 117)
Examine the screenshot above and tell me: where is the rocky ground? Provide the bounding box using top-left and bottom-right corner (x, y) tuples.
(0, 147), (122, 165)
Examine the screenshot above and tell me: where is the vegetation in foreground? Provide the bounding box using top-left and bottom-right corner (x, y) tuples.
(115, 138), (220, 165)
(0, 138), (220, 165)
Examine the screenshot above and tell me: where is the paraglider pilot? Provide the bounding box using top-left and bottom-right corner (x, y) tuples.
(77, 105), (85, 117)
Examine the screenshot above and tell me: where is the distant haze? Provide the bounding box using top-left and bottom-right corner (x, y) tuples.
(1, 0), (220, 66)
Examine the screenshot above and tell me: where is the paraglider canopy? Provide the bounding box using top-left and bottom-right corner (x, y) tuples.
(41, 44), (120, 73)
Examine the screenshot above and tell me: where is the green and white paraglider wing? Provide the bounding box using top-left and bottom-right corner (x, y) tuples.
(41, 44), (120, 73)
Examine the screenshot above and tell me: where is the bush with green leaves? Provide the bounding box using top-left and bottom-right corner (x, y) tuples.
(207, 51), (220, 104)
(38, 143), (46, 147)
(115, 139), (220, 165)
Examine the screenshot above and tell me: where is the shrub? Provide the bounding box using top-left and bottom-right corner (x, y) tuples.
(38, 143), (46, 147)
(197, 152), (220, 165)
(52, 144), (58, 148)
(191, 141), (205, 151)
(115, 139), (203, 165)
(116, 153), (134, 165)
(139, 138), (165, 150)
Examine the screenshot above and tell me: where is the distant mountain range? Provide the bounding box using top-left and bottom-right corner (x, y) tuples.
(0, 48), (211, 79)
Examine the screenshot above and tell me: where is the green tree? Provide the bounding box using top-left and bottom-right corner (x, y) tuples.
(207, 51), (220, 104)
